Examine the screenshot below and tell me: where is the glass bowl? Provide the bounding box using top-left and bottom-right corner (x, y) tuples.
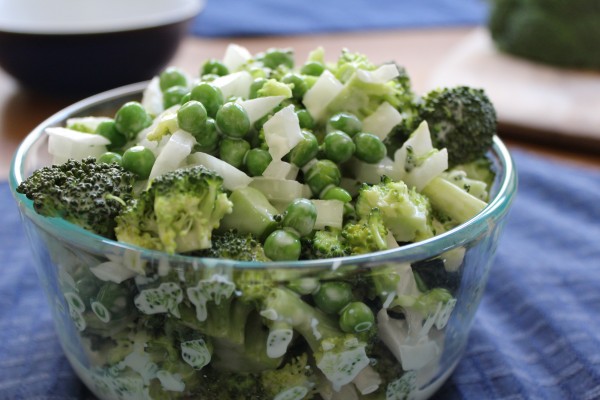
(10, 82), (517, 400)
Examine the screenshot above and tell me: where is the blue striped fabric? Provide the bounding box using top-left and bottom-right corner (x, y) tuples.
(191, 0), (489, 37)
(1, 149), (599, 399)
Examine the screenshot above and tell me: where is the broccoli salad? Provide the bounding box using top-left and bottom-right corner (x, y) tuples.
(17, 44), (498, 400)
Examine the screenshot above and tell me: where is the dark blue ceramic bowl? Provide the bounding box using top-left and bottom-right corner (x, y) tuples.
(0, 0), (204, 95)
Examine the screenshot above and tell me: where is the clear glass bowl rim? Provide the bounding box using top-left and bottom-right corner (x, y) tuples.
(9, 81), (518, 271)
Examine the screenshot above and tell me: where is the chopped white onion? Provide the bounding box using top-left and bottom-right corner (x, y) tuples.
(222, 43), (252, 72)
(236, 95), (286, 125)
(46, 127), (109, 163)
(348, 156), (401, 184)
(249, 177), (305, 203)
(312, 199), (344, 230)
(142, 76), (164, 117)
(149, 129), (196, 181)
(355, 63), (399, 84)
(403, 148), (448, 191)
(212, 71), (253, 99)
(302, 70), (343, 121)
(187, 152), (252, 190)
(66, 116), (112, 132)
(90, 261), (137, 284)
(361, 102), (403, 141)
(263, 105), (304, 160)
(261, 159), (299, 180)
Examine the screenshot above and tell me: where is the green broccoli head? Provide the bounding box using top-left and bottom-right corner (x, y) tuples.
(302, 227), (349, 260)
(16, 157), (135, 239)
(342, 209), (389, 255)
(419, 86), (496, 167)
(489, 0), (600, 69)
(193, 229), (270, 261)
(115, 166), (232, 254)
(355, 178), (434, 243)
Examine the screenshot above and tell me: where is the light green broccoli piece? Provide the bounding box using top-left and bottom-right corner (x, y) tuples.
(115, 165), (233, 254)
(355, 177), (434, 243)
(342, 209), (389, 255)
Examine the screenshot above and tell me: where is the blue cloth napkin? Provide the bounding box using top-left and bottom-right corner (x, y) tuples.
(1, 149), (599, 399)
(191, 0), (489, 37)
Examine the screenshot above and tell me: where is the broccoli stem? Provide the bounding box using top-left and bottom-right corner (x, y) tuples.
(261, 287), (340, 351)
(421, 176), (487, 224)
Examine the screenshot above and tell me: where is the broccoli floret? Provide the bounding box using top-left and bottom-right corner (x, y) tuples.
(115, 165), (233, 254)
(260, 353), (317, 400)
(16, 157), (135, 239)
(489, 0), (600, 69)
(355, 177), (434, 243)
(193, 229), (270, 261)
(342, 209), (389, 255)
(302, 228), (349, 260)
(419, 86), (496, 167)
(325, 50), (418, 120)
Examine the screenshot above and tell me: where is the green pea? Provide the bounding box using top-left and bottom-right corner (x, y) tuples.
(121, 145), (155, 179)
(261, 48), (294, 70)
(282, 73), (307, 99)
(300, 61), (326, 76)
(323, 130), (356, 164)
(114, 102), (151, 141)
(177, 100), (208, 135)
(219, 137), (250, 168)
(190, 82), (224, 118)
(194, 118), (220, 152)
(159, 66), (187, 92)
(201, 59), (229, 77)
(97, 152), (122, 165)
(288, 130), (319, 168)
(163, 85), (189, 109)
(95, 120), (127, 150)
(339, 302), (375, 333)
(353, 132), (387, 163)
(327, 112), (362, 137)
(244, 148), (272, 176)
(249, 78), (268, 99)
(296, 109), (314, 130)
(282, 198), (317, 237)
(321, 186), (352, 203)
(313, 282), (353, 314)
(264, 229), (301, 261)
(305, 159), (342, 196)
(216, 102), (251, 138)
(180, 92), (192, 105)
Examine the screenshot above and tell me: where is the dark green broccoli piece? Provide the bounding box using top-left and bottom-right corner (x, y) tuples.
(489, 0), (600, 69)
(385, 86), (496, 167)
(16, 157), (135, 239)
(192, 229), (270, 261)
(419, 86), (496, 167)
(115, 165), (232, 254)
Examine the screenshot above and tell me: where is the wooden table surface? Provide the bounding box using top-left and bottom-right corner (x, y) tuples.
(1, 27), (598, 180)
